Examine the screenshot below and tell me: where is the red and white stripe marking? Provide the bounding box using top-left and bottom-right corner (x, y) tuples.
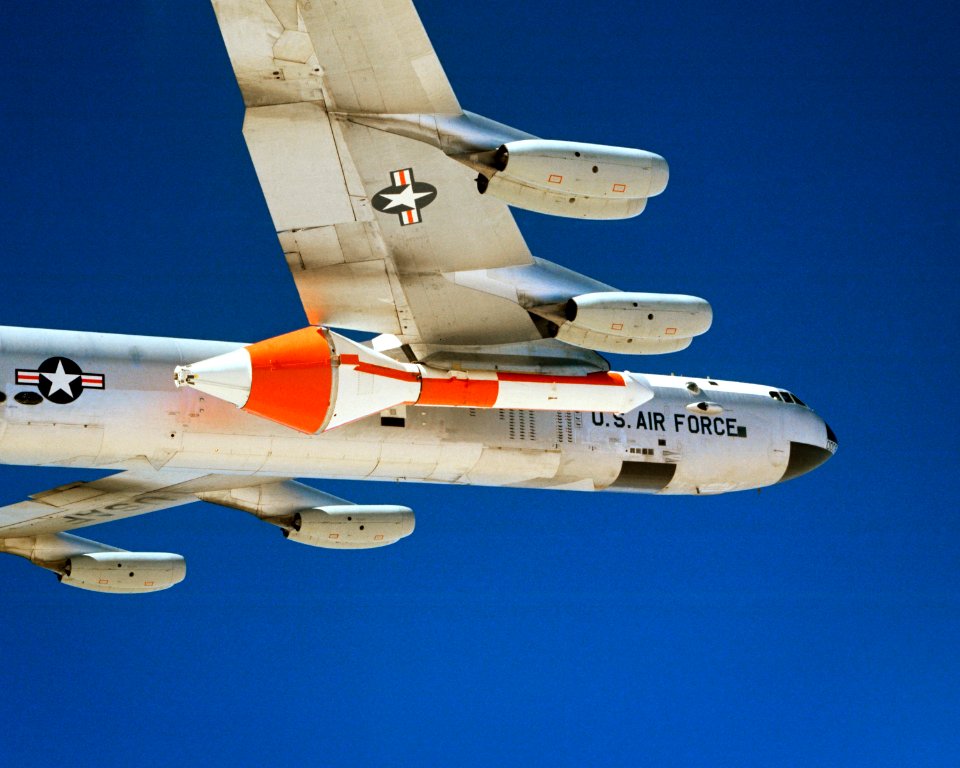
(16, 369), (104, 389)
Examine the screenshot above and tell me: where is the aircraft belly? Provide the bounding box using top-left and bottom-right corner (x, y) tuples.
(263, 438), (365, 477)
(0, 422), (105, 467)
(463, 446), (562, 487)
(175, 432), (273, 474)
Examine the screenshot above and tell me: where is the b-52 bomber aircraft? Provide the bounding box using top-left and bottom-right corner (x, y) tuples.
(0, 0), (836, 593)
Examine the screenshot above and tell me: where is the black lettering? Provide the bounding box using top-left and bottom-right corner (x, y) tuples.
(726, 418), (737, 436)
(636, 411), (648, 429)
(700, 416), (712, 435)
(654, 413), (665, 432)
(673, 413), (684, 432)
(105, 502), (142, 512)
(713, 417), (726, 435)
(591, 412), (604, 426)
(65, 509), (114, 520)
(613, 414), (625, 428)
(687, 415), (700, 433)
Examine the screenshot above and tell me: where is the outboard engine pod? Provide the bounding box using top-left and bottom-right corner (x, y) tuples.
(475, 140), (669, 219)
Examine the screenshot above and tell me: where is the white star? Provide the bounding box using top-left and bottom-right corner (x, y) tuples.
(43, 360), (79, 395)
(379, 184), (432, 211)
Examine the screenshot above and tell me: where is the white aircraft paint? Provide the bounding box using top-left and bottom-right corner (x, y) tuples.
(0, 0), (837, 592)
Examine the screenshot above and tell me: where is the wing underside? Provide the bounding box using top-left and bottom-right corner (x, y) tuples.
(209, 0), (615, 366)
(0, 470), (252, 537)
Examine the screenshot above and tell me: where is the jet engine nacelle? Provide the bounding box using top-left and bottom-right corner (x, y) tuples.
(476, 140), (669, 220)
(59, 552), (186, 594)
(282, 505), (415, 549)
(552, 292), (713, 354)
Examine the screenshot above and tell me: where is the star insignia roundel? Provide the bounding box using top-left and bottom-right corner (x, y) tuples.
(15, 357), (105, 404)
(371, 168), (437, 226)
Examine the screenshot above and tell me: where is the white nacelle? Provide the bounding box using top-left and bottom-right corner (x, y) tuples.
(60, 552), (186, 594)
(283, 505), (415, 549)
(556, 292), (712, 354)
(479, 140), (669, 220)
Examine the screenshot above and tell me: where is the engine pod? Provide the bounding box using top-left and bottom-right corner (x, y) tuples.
(496, 140), (669, 198)
(565, 292), (712, 339)
(283, 505), (415, 549)
(477, 139), (668, 220)
(60, 552), (186, 593)
(548, 292), (712, 354)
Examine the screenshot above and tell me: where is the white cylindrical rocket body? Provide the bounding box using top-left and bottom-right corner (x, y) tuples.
(173, 327), (653, 433)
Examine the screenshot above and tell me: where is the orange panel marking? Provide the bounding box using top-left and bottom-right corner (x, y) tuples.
(328, 533), (339, 539)
(499, 371), (625, 387)
(548, 174), (563, 184)
(611, 322), (624, 331)
(418, 377), (499, 407)
(244, 327), (333, 433)
(355, 362), (420, 383)
(665, 328), (678, 335)
(144, 581), (155, 587)
(374, 535), (384, 541)
(340, 354), (420, 383)
(612, 183), (627, 193)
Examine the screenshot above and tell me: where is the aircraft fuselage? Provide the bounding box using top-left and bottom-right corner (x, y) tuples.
(0, 326), (835, 503)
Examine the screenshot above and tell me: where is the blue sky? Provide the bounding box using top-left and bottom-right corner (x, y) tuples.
(1, 1), (957, 765)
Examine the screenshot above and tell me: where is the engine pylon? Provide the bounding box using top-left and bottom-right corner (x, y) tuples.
(174, 327), (653, 433)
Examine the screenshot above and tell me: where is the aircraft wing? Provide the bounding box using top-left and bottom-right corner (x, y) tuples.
(210, 0), (591, 357)
(0, 470), (381, 538)
(0, 470), (258, 537)
(0, 474), (410, 584)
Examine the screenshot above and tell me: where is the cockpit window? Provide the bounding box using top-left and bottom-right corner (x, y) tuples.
(769, 390), (808, 408)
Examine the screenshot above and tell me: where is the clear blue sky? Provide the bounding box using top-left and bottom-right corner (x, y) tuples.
(1, 1), (957, 765)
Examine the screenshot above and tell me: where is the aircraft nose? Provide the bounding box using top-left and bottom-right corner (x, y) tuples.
(777, 418), (836, 484)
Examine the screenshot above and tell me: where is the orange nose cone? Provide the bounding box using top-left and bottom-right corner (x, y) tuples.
(244, 327), (334, 433)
